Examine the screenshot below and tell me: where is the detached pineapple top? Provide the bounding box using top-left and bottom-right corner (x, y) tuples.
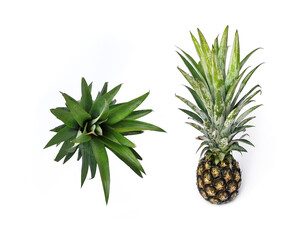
(45, 78), (165, 203)
(176, 26), (262, 164)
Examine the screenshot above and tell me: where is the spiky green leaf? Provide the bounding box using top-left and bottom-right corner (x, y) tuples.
(124, 109), (153, 120)
(240, 48), (262, 70)
(44, 126), (77, 149)
(50, 124), (66, 132)
(81, 77), (93, 112)
(175, 94), (208, 121)
(111, 120), (165, 133)
(104, 126), (135, 148)
(184, 86), (208, 114)
(107, 92), (149, 125)
(231, 63), (263, 108)
(50, 108), (78, 129)
(100, 137), (145, 174)
(61, 93), (91, 128)
(89, 138), (110, 204)
(179, 108), (203, 124)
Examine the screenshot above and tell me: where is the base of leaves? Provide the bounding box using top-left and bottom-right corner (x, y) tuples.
(196, 155), (241, 204)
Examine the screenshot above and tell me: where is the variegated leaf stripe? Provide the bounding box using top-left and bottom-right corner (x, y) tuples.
(190, 32), (215, 99)
(211, 47), (225, 129)
(225, 67), (249, 115)
(178, 67), (214, 120)
(225, 31), (240, 92)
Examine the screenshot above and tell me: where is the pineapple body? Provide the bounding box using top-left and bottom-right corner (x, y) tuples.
(197, 155), (241, 204)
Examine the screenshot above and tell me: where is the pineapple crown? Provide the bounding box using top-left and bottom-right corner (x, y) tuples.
(176, 26), (263, 164)
(44, 78), (165, 203)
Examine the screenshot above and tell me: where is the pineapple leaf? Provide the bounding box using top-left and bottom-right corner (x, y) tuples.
(231, 63), (263, 107)
(177, 52), (204, 82)
(100, 82), (108, 95)
(80, 142), (97, 180)
(190, 32), (214, 95)
(100, 84), (121, 104)
(175, 94), (208, 121)
(111, 120), (165, 133)
(104, 126), (136, 148)
(77, 148), (82, 161)
(240, 47), (262, 70)
(80, 147), (89, 187)
(89, 138), (110, 204)
(237, 116), (256, 127)
(107, 92), (149, 125)
(184, 86), (208, 115)
(235, 104), (262, 125)
(178, 67), (211, 112)
(111, 151), (143, 177)
(234, 138), (255, 147)
(225, 30), (240, 92)
(186, 122), (205, 134)
(179, 108), (203, 124)
(212, 46), (225, 98)
(124, 109), (153, 120)
(55, 137), (75, 162)
(50, 108), (78, 129)
(100, 137), (145, 174)
(228, 143), (247, 153)
(61, 92), (91, 128)
(50, 124), (66, 132)
(88, 82), (93, 92)
(44, 126), (77, 149)
(233, 125), (255, 135)
(218, 26), (229, 80)
(80, 77), (93, 112)
(177, 47), (206, 79)
(130, 148), (143, 160)
(90, 98), (109, 120)
(234, 85), (261, 109)
(225, 66), (249, 113)
(200, 146), (209, 157)
(211, 47), (225, 128)
(71, 131), (92, 144)
(240, 133), (250, 139)
(196, 141), (209, 153)
(63, 149), (77, 164)
(121, 131), (144, 136)
(214, 37), (219, 53)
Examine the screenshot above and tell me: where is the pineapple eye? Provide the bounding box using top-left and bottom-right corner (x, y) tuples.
(233, 170), (241, 182)
(205, 186), (216, 197)
(211, 167), (220, 178)
(217, 191), (229, 201)
(209, 197), (220, 204)
(197, 177), (204, 188)
(214, 179), (225, 191)
(200, 189), (208, 199)
(202, 171), (212, 184)
(226, 181), (237, 193)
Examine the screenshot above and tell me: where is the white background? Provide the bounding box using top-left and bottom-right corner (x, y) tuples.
(0, 0), (283, 239)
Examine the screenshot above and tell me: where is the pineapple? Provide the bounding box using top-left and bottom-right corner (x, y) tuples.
(44, 78), (165, 203)
(176, 26), (262, 204)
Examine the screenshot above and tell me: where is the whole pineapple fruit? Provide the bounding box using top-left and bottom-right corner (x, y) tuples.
(45, 78), (165, 203)
(176, 26), (262, 204)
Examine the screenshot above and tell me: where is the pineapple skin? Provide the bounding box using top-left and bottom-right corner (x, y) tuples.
(196, 155), (241, 204)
